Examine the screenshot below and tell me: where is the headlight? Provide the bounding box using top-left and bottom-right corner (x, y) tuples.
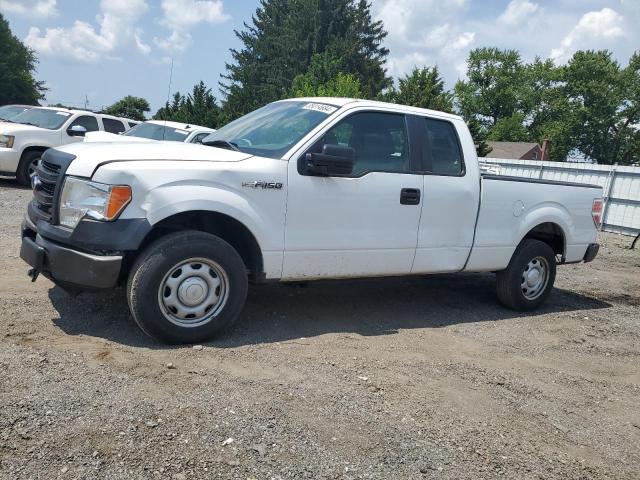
(0, 134), (15, 148)
(59, 177), (131, 229)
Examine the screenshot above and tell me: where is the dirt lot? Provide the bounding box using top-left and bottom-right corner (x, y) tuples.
(0, 178), (639, 480)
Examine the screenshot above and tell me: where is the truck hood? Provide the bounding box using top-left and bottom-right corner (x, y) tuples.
(84, 131), (155, 143)
(0, 122), (49, 135)
(57, 141), (254, 178)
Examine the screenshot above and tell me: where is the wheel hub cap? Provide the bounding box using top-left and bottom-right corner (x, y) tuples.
(158, 258), (229, 328)
(178, 277), (208, 306)
(521, 256), (549, 300)
(526, 268), (541, 287)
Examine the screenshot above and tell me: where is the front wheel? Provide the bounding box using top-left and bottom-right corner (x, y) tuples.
(16, 151), (42, 187)
(496, 239), (556, 311)
(127, 231), (248, 343)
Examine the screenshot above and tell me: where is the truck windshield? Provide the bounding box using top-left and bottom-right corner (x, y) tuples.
(12, 108), (71, 130)
(124, 122), (191, 142)
(202, 101), (338, 158)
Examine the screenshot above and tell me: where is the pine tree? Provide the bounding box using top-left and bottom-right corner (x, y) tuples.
(221, 0), (389, 120)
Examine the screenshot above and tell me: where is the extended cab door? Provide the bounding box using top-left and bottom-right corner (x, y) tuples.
(409, 115), (480, 273)
(283, 110), (423, 279)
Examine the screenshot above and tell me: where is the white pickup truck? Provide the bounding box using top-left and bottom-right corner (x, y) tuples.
(0, 106), (136, 185)
(20, 98), (602, 344)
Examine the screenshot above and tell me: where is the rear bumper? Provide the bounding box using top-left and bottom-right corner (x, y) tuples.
(20, 228), (122, 290)
(583, 243), (599, 263)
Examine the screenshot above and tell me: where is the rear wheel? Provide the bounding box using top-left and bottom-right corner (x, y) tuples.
(127, 231), (248, 343)
(496, 239), (556, 311)
(16, 150), (43, 187)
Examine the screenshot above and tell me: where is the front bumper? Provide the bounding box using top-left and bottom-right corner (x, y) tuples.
(0, 148), (20, 175)
(20, 227), (123, 290)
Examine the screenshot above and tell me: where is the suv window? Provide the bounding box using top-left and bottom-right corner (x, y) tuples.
(311, 112), (409, 176)
(69, 115), (99, 133)
(418, 118), (464, 175)
(103, 117), (126, 134)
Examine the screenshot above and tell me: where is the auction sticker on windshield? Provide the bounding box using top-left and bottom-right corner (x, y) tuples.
(302, 103), (338, 114)
(55, 112), (71, 116)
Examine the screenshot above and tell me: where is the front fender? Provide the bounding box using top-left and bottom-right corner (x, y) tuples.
(140, 182), (285, 253)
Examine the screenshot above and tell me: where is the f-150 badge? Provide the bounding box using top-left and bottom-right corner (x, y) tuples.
(242, 181), (283, 190)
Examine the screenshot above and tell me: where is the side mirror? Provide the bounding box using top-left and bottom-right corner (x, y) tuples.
(67, 125), (87, 137)
(304, 144), (355, 176)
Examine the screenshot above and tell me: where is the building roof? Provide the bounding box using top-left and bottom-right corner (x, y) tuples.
(486, 141), (540, 159)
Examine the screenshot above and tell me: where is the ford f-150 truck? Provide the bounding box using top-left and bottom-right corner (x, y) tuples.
(20, 98), (602, 344)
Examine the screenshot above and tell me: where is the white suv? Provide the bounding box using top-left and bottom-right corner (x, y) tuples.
(0, 106), (136, 185)
(84, 120), (215, 144)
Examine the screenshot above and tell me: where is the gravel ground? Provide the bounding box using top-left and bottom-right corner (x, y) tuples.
(0, 178), (639, 480)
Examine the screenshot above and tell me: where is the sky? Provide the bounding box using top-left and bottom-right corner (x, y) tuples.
(1, 0), (638, 114)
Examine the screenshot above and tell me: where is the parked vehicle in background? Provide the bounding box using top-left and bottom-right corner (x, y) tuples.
(0, 107), (136, 185)
(0, 104), (33, 121)
(20, 98), (602, 344)
(84, 120), (214, 144)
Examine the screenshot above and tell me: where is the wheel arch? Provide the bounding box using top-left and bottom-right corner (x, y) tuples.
(519, 222), (566, 261)
(133, 210), (264, 281)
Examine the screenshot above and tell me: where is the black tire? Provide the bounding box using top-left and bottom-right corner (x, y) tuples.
(496, 239), (556, 311)
(16, 150), (42, 187)
(127, 231), (248, 344)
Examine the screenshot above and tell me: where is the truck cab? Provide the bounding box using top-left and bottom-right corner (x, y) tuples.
(20, 98), (602, 344)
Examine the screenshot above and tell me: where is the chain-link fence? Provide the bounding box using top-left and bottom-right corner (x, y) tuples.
(479, 158), (640, 236)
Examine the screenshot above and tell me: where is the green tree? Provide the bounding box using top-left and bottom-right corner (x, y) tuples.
(386, 66), (453, 112)
(0, 13), (46, 105)
(467, 118), (492, 157)
(455, 48), (528, 132)
(154, 81), (221, 129)
(221, 0), (389, 120)
(104, 95), (150, 121)
(563, 50), (638, 164)
(292, 72), (363, 98)
(291, 52), (364, 98)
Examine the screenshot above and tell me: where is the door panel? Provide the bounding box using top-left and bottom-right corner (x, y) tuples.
(283, 111), (423, 280)
(410, 116), (479, 273)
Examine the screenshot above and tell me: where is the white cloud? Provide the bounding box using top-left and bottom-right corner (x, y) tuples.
(551, 8), (625, 63)
(0, 0), (57, 18)
(154, 0), (229, 54)
(372, 0), (474, 80)
(24, 0), (149, 62)
(499, 0), (540, 25)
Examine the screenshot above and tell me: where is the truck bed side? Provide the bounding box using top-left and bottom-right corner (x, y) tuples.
(464, 175), (602, 272)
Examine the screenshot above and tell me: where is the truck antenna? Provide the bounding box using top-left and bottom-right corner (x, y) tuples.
(163, 58), (174, 141)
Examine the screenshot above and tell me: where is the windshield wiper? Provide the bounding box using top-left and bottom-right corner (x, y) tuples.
(19, 122), (39, 127)
(202, 139), (240, 152)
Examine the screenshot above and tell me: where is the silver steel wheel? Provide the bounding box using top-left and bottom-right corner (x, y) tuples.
(28, 157), (41, 177)
(158, 258), (229, 328)
(520, 256), (550, 300)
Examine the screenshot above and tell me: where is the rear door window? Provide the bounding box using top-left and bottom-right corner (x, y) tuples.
(416, 118), (464, 176)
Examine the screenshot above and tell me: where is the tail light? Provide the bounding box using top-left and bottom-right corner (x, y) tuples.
(591, 198), (603, 229)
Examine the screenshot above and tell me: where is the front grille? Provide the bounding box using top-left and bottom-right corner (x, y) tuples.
(30, 149), (76, 224)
